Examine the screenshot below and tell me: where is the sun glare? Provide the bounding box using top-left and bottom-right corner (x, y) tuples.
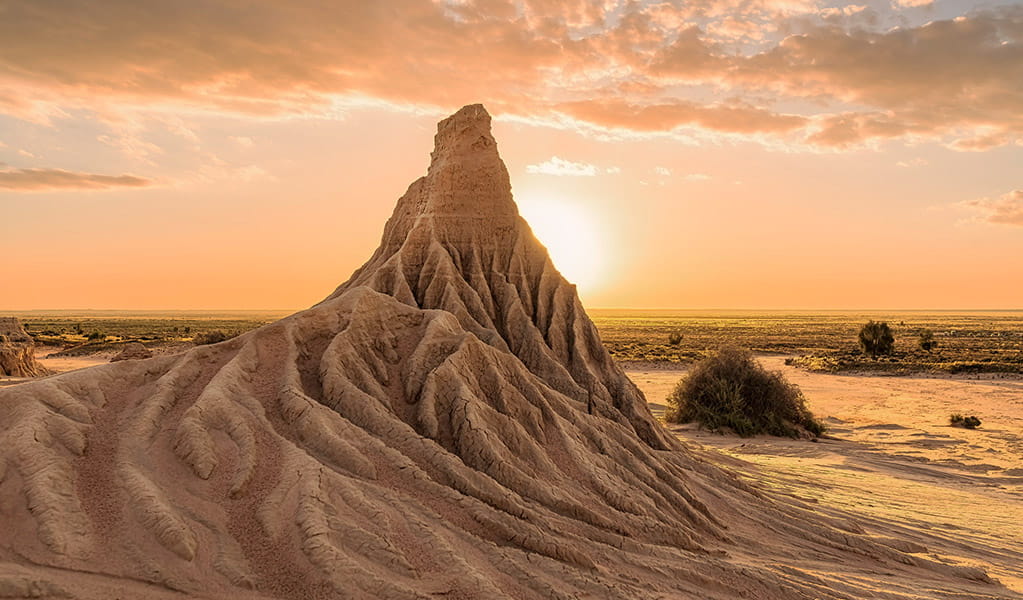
(517, 197), (605, 294)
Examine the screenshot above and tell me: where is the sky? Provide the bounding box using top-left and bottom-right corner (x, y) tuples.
(1, 0), (1021, 310)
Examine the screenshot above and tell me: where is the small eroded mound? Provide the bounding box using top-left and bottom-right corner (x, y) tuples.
(0, 317), (46, 378)
(110, 342), (154, 362)
(0, 105), (1016, 600)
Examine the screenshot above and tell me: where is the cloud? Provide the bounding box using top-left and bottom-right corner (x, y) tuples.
(949, 132), (1018, 152)
(684, 173), (712, 181)
(960, 190), (1023, 227)
(654, 166), (672, 176)
(556, 99), (808, 135)
(896, 158), (928, 168)
(526, 156), (598, 177)
(737, 8), (1023, 147)
(0, 0), (1021, 150)
(0, 166), (153, 191)
(819, 5), (867, 18)
(605, 166), (621, 174)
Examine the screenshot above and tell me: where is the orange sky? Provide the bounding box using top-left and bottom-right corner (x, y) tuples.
(1, 0), (1021, 310)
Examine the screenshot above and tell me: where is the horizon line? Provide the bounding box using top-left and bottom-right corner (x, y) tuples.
(2, 307), (1022, 313)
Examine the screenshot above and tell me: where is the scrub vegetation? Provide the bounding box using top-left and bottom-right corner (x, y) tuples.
(664, 347), (825, 438)
(590, 310), (1023, 375)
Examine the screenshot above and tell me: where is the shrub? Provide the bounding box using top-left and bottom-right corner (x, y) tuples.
(664, 346), (825, 438)
(858, 320), (894, 358)
(193, 330), (236, 345)
(86, 331), (105, 341)
(668, 330), (683, 346)
(950, 414), (981, 429)
(919, 329), (937, 352)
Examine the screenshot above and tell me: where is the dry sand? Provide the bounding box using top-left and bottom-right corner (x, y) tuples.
(35, 347), (110, 374)
(0, 348), (110, 387)
(627, 357), (1023, 593)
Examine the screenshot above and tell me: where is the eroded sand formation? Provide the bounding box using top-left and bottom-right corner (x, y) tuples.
(110, 342), (154, 363)
(0, 317), (46, 378)
(0, 105), (1017, 600)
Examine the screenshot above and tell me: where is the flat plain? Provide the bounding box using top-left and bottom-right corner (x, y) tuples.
(592, 309), (1023, 374)
(4, 309), (1022, 377)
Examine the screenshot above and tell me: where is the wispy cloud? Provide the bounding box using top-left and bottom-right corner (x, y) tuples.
(684, 173), (711, 181)
(654, 166), (672, 176)
(0, 1), (1021, 150)
(526, 156), (598, 177)
(959, 190), (1023, 227)
(0, 166), (153, 191)
(896, 158), (928, 168)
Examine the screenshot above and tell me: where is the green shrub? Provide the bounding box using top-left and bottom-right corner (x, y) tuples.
(950, 414), (981, 429)
(919, 329), (937, 352)
(86, 331), (105, 341)
(668, 330), (683, 346)
(858, 320), (894, 358)
(664, 347), (825, 438)
(193, 330), (236, 345)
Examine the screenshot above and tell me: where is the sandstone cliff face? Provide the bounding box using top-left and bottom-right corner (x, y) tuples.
(0, 317), (46, 377)
(0, 106), (1010, 600)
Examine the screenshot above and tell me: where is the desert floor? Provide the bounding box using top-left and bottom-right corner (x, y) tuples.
(627, 356), (1023, 593)
(0, 347), (109, 387)
(4, 348), (1019, 594)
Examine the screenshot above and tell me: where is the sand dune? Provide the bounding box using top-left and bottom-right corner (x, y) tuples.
(0, 105), (1019, 599)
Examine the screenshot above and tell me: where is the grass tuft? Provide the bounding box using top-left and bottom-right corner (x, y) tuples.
(950, 413), (981, 429)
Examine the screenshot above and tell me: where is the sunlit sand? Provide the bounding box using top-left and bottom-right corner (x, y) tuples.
(629, 357), (1023, 592)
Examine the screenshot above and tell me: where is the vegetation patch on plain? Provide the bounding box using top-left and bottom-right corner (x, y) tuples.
(590, 310), (1023, 376)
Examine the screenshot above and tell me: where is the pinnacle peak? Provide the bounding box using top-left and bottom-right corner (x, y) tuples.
(430, 104), (495, 164)
(445, 103), (490, 126)
(412, 103), (514, 220)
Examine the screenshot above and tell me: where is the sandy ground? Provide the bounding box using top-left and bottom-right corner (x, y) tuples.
(3, 346), (1020, 596)
(36, 347), (111, 372)
(0, 347), (112, 387)
(626, 356), (1023, 593)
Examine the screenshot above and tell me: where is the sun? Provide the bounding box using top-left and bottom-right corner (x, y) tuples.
(517, 197), (605, 294)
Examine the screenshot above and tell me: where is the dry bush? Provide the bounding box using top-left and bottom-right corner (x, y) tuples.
(919, 329), (937, 352)
(859, 320), (894, 358)
(192, 330), (237, 345)
(665, 347), (824, 438)
(950, 413), (981, 429)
